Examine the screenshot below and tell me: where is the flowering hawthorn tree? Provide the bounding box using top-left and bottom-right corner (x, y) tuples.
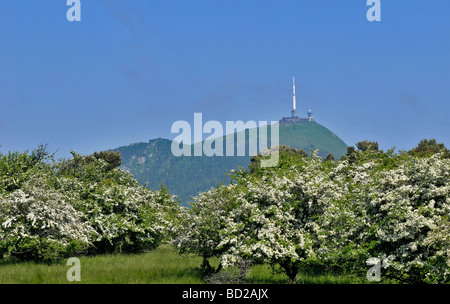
(176, 151), (340, 281)
(0, 183), (95, 261)
(0, 148), (183, 261)
(174, 184), (240, 274)
(217, 152), (340, 282)
(318, 152), (450, 283)
(176, 148), (450, 284)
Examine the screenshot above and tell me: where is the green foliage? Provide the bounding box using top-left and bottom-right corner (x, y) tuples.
(0, 144), (52, 193)
(3, 137), (449, 284)
(174, 184), (239, 274)
(343, 140), (384, 164)
(175, 139), (450, 284)
(318, 152), (450, 283)
(356, 140), (380, 152)
(248, 145), (308, 176)
(175, 149), (338, 281)
(324, 153), (335, 162)
(90, 150), (122, 171)
(0, 186), (93, 262)
(0, 146), (183, 262)
(408, 138), (450, 158)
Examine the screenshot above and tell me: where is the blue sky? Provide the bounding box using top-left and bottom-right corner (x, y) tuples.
(0, 0), (449, 158)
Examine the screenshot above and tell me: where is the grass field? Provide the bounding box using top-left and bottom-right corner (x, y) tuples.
(0, 245), (362, 284)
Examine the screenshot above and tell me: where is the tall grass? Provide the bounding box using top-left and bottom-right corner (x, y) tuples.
(0, 245), (361, 284)
(0, 245), (204, 284)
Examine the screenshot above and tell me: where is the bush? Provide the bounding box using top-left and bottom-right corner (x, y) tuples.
(174, 184), (239, 274)
(0, 147), (183, 261)
(176, 148), (450, 283)
(176, 151), (337, 281)
(90, 150), (122, 171)
(54, 152), (182, 255)
(311, 152), (450, 283)
(0, 144), (52, 194)
(0, 184), (94, 262)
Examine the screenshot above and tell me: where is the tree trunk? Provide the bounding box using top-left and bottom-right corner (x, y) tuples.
(280, 260), (298, 283)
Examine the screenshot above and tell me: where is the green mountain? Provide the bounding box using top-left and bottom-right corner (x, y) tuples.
(278, 122), (347, 157)
(115, 121), (347, 205)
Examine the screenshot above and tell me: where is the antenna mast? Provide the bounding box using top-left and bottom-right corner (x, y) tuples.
(292, 76), (297, 117)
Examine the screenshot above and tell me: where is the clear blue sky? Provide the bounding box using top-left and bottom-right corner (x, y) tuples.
(0, 1), (449, 158)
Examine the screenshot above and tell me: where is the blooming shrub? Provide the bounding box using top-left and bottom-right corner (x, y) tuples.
(0, 148), (183, 261)
(218, 152), (340, 281)
(0, 184), (94, 262)
(70, 181), (177, 254)
(318, 152), (450, 283)
(0, 144), (51, 194)
(176, 152), (340, 281)
(365, 154), (449, 283)
(176, 149), (450, 283)
(174, 184), (239, 274)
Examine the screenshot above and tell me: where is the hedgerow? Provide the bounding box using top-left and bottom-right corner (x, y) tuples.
(0, 147), (183, 262)
(175, 148), (450, 283)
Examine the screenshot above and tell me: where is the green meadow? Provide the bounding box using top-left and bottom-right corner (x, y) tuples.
(0, 245), (361, 284)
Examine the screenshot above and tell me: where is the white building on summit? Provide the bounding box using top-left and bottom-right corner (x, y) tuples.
(280, 77), (314, 125)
